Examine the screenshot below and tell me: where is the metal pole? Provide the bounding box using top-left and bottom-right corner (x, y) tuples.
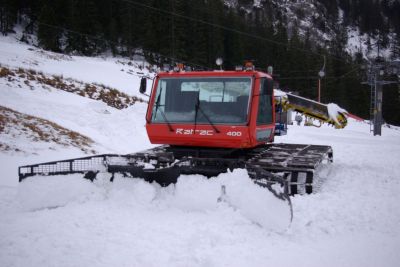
(318, 79), (321, 102)
(318, 56), (325, 103)
(374, 82), (383, 136)
(362, 59), (400, 136)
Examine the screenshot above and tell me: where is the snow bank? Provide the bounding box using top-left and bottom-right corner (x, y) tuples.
(15, 170), (291, 231)
(160, 170), (291, 231)
(17, 174), (100, 211)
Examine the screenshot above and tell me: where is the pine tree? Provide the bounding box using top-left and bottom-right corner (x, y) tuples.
(270, 23), (289, 76)
(119, 4), (133, 56)
(390, 35), (400, 60)
(119, 0), (148, 57)
(65, 0), (103, 56)
(142, 0), (172, 65)
(0, 0), (18, 34)
(37, 3), (61, 52)
(170, 0), (187, 62)
(205, 0), (224, 68)
(187, 0), (210, 68)
(96, 0), (118, 54)
(382, 83), (400, 125)
(223, 10), (244, 69)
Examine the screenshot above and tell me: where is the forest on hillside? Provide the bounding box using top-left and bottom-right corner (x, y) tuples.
(1, 0), (400, 125)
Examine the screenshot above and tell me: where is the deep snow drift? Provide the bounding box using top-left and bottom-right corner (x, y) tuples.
(1, 35), (400, 267)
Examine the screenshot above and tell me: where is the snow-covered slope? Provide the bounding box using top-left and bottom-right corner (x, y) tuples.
(0, 34), (152, 97)
(0, 35), (153, 187)
(1, 35), (400, 267)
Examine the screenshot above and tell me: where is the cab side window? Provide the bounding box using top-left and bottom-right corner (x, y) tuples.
(256, 78), (273, 125)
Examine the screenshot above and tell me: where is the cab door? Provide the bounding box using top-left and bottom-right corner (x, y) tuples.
(255, 77), (275, 143)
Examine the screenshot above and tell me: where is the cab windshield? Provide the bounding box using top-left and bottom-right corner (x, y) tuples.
(151, 77), (252, 124)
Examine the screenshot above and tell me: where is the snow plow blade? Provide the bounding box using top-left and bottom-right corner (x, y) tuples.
(19, 144), (332, 196)
(18, 144), (333, 195)
(19, 145), (332, 191)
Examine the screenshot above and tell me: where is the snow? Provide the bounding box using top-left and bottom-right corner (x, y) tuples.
(17, 174), (100, 211)
(346, 26), (396, 60)
(0, 81), (150, 154)
(327, 103), (348, 124)
(0, 34), (152, 97)
(273, 88), (287, 97)
(1, 35), (400, 267)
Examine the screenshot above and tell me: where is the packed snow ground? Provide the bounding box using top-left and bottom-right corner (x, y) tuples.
(1, 35), (400, 267)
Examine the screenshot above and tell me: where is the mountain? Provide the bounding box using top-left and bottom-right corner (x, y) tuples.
(1, 0), (399, 125)
(2, 0), (400, 59)
(230, 0), (400, 59)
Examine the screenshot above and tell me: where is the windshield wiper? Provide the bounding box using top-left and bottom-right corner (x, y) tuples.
(154, 90), (174, 132)
(194, 93), (220, 134)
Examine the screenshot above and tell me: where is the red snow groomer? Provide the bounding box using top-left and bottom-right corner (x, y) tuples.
(18, 62), (348, 220)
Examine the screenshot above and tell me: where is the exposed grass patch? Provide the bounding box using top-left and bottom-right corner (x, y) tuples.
(0, 66), (145, 109)
(0, 67), (15, 78)
(0, 106), (96, 154)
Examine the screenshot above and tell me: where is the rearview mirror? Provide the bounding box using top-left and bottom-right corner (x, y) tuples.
(139, 77), (147, 94)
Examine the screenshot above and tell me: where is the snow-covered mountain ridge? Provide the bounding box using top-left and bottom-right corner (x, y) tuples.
(228, 0), (400, 59)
